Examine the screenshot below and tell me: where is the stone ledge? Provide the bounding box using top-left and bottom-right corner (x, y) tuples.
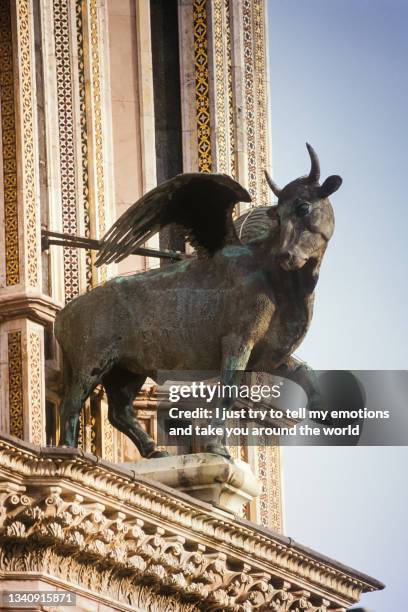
(123, 453), (262, 513)
(0, 434), (384, 611)
(0, 292), (62, 325)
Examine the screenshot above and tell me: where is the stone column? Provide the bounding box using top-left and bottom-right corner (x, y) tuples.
(175, 1), (282, 531)
(135, 0), (160, 267)
(80, 0), (116, 459)
(0, 0), (54, 445)
(178, 0), (272, 203)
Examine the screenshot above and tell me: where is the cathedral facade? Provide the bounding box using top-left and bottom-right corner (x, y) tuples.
(0, 1), (382, 609)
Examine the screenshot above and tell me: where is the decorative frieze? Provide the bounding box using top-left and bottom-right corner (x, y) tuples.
(0, 435), (383, 611)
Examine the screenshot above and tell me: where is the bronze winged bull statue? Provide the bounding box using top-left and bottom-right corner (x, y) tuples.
(55, 144), (342, 458)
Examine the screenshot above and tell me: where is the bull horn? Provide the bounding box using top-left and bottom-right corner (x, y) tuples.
(264, 170), (281, 197)
(306, 142), (320, 183)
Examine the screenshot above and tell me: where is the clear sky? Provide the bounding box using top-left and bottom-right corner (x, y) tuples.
(267, 1), (407, 610)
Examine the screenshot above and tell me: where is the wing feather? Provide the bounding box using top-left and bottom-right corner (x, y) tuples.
(96, 173), (251, 266)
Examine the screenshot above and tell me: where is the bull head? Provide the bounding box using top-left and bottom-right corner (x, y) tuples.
(265, 144), (342, 271)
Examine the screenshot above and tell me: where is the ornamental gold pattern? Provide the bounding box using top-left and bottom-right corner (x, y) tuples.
(0, 0), (19, 286)
(53, 0), (80, 302)
(8, 331), (24, 439)
(17, 0), (38, 288)
(193, 0), (212, 173)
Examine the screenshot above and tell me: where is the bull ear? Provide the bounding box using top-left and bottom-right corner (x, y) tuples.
(319, 175), (342, 198)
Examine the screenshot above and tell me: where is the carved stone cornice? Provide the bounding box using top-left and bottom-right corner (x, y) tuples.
(0, 292), (63, 325)
(0, 434), (383, 611)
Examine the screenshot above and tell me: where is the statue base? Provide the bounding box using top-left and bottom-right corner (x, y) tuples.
(123, 453), (262, 514)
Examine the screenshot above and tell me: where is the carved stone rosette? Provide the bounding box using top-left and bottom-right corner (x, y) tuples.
(0, 435), (383, 611)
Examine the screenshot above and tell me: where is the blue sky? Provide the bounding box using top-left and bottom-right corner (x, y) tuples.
(267, 1), (407, 609)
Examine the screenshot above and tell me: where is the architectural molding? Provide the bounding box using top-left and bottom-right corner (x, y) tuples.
(0, 435), (383, 611)
(0, 292), (62, 325)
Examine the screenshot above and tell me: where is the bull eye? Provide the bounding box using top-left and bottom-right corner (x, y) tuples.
(295, 200), (311, 217)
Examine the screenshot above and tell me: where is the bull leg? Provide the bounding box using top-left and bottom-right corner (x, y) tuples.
(59, 373), (99, 446)
(205, 334), (254, 459)
(103, 368), (169, 459)
(279, 356), (323, 414)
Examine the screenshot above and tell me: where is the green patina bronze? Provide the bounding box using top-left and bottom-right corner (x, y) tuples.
(55, 144), (342, 459)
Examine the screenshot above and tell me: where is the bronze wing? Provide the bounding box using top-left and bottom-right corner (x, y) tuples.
(234, 205), (279, 245)
(96, 173), (251, 266)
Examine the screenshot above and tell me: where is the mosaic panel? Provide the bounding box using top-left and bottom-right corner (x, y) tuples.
(0, 0), (19, 286)
(8, 331), (24, 439)
(53, 0), (80, 302)
(193, 0), (212, 173)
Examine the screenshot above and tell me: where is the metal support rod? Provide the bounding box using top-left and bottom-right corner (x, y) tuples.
(41, 230), (188, 261)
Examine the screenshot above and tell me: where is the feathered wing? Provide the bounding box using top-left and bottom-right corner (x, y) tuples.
(234, 205), (279, 244)
(96, 173), (251, 266)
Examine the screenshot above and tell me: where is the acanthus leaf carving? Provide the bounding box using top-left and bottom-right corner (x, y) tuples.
(0, 439), (380, 610)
